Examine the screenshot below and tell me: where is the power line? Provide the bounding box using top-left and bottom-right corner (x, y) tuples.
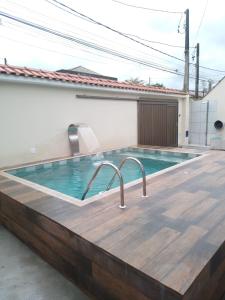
(1, 23), (130, 65)
(124, 33), (185, 48)
(1, 33), (175, 70)
(3, 15), (182, 67)
(191, 0), (208, 64)
(10, 0), (183, 60)
(5, 0), (183, 63)
(199, 65), (225, 73)
(0, 0), (96, 34)
(194, 0), (209, 41)
(0, 11), (184, 74)
(4, 21), (172, 67)
(3, 0), (186, 53)
(0, 10), (215, 82)
(2, 0), (222, 76)
(2, 0), (139, 51)
(0, 34), (112, 65)
(46, 0), (225, 74)
(177, 13), (185, 34)
(46, 0), (186, 63)
(111, 0), (183, 14)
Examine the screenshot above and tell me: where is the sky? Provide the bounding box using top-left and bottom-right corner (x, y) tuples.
(0, 0), (224, 90)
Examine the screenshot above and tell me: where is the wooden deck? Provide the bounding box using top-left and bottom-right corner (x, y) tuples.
(1, 147), (225, 300)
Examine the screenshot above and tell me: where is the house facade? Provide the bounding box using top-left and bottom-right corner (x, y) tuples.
(0, 64), (189, 168)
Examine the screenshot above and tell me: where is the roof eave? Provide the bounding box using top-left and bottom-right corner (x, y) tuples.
(0, 74), (187, 99)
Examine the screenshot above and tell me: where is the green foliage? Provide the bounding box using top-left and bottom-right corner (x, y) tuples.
(125, 77), (145, 84)
(151, 82), (165, 88)
(125, 78), (165, 88)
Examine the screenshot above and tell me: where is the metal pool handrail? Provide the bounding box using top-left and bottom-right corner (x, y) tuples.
(106, 157), (148, 198)
(81, 162), (126, 209)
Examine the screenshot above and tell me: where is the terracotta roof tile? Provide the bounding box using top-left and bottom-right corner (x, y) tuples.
(0, 64), (186, 95)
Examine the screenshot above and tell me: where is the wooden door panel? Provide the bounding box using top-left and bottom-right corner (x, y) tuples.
(138, 100), (178, 146)
(167, 104), (178, 146)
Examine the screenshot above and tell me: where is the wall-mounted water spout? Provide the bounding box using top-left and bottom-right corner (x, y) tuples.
(68, 123), (100, 156)
(68, 124), (80, 156)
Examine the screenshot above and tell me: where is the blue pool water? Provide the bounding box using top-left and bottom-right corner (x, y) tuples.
(7, 147), (198, 200)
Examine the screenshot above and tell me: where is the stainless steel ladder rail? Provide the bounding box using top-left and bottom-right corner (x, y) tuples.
(106, 157), (148, 198)
(81, 162), (126, 208)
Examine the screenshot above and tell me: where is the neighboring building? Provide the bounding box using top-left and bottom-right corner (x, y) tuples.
(0, 64), (189, 168)
(57, 66), (118, 81)
(189, 76), (225, 149)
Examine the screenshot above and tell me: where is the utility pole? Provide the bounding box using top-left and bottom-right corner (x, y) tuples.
(195, 43), (200, 98)
(183, 9), (189, 93)
(208, 80), (212, 92)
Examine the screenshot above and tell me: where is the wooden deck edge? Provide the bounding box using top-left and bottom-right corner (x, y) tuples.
(0, 192), (182, 300)
(183, 241), (225, 300)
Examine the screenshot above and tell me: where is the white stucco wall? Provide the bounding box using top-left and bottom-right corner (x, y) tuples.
(189, 100), (208, 145)
(0, 82), (138, 168)
(189, 78), (225, 149)
(0, 79), (188, 168)
(202, 79), (225, 149)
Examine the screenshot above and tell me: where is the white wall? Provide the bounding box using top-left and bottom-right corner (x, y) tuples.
(0, 82), (137, 168)
(189, 100), (208, 145)
(0, 80), (188, 168)
(203, 79), (225, 149)
(189, 78), (225, 149)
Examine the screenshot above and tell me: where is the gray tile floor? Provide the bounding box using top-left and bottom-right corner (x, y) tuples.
(0, 226), (90, 300)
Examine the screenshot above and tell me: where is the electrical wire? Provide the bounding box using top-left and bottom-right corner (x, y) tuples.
(1, 0), (186, 64)
(194, 0), (209, 42)
(0, 11), (186, 76)
(3, 15), (182, 67)
(0, 34), (111, 65)
(1, 21), (129, 64)
(46, 0), (225, 73)
(5, 0), (182, 50)
(4, 21), (170, 67)
(124, 33), (185, 48)
(45, 0), (186, 63)
(177, 13), (185, 34)
(0, 10), (215, 82)
(1, 0), (221, 76)
(111, 0), (183, 14)
(191, 0), (209, 63)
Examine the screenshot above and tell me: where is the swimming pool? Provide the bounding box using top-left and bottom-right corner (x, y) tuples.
(5, 147), (199, 202)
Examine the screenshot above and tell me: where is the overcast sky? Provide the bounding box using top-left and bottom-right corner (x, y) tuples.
(0, 0), (224, 90)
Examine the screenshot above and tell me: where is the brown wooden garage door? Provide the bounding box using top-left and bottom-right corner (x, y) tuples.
(138, 100), (178, 146)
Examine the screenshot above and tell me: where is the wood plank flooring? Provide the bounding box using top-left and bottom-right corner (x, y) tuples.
(1, 147), (225, 299)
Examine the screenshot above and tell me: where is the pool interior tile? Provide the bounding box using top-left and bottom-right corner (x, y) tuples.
(8, 170), (18, 175)
(4, 147), (200, 197)
(44, 163), (53, 169)
(73, 157), (80, 162)
(35, 164), (44, 170)
(52, 161), (59, 167)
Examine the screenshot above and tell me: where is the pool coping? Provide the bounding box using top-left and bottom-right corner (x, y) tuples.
(0, 146), (208, 207)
